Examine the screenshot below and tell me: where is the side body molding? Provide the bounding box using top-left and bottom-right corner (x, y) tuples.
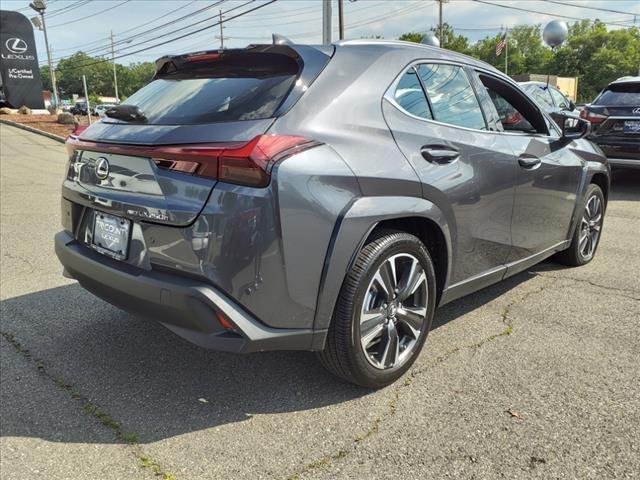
(312, 195), (453, 337)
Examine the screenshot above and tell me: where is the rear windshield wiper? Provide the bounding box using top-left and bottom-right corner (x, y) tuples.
(104, 104), (147, 122)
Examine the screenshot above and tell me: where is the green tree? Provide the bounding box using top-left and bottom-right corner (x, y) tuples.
(399, 24), (469, 54)
(56, 52), (113, 97)
(467, 26), (552, 76)
(430, 23), (469, 53)
(398, 32), (424, 43)
(117, 62), (155, 99)
(40, 66), (51, 91)
(551, 21), (640, 101)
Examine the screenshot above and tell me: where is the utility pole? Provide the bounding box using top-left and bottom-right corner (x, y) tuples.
(322, 0), (332, 45)
(504, 29), (509, 76)
(338, 0), (344, 40)
(30, 0), (58, 108)
(82, 74), (92, 125)
(218, 10), (224, 49)
(110, 31), (119, 103)
(437, 0), (449, 48)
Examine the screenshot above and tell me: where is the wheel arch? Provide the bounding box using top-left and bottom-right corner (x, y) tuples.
(590, 171), (609, 205)
(364, 217), (448, 305)
(312, 196), (453, 347)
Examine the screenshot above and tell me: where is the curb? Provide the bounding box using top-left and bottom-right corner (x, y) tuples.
(0, 118), (66, 143)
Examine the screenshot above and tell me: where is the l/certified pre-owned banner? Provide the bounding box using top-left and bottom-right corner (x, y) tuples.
(0, 10), (45, 109)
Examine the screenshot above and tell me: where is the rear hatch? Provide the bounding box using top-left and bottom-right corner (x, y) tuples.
(64, 44), (332, 227)
(583, 81), (640, 141)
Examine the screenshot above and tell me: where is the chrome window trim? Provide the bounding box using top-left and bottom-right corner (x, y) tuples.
(384, 59), (555, 138)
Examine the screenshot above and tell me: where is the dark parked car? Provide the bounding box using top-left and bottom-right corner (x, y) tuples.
(580, 76), (640, 169)
(520, 81), (580, 124)
(55, 40), (609, 388)
(70, 101), (88, 115)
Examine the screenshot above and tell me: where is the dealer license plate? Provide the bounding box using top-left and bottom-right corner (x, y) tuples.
(623, 120), (640, 134)
(92, 212), (131, 260)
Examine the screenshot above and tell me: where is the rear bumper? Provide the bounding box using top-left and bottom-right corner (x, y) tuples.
(589, 137), (639, 164)
(55, 231), (321, 353)
(607, 158), (640, 169)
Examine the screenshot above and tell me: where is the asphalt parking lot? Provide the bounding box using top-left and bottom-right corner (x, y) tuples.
(1, 123), (638, 480)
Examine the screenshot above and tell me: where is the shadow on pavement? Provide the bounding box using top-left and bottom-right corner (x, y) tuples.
(610, 168), (640, 202)
(1, 267), (537, 445)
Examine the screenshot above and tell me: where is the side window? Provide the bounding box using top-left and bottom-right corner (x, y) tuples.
(392, 68), (432, 120)
(478, 73), (549, 135)
(549, 87), (570, 110)
(416, 64), (486, 130)
(528, 85), (554, 108)
(486, 88), (534, 133)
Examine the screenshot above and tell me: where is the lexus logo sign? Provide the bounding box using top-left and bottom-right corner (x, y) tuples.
(95, 157), (110, 180)
(633, 108), (640, 115)
(5, 38), (28, 54)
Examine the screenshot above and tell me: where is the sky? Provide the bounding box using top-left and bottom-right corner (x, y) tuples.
(3, 0), (639, 67)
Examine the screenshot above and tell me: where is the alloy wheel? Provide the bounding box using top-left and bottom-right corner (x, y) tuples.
(579, 194), (603, 261)
(359, 253), (428, 370)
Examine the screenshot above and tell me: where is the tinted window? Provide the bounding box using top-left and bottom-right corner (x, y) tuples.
(417, 64), (485, 130)
(122, 76), (295, 125)
(121, 53), (300, 125)
(486, 88), (534, 132)
(525, 85), (554, 108)
(594, 82), (640, 106)
(549, 87), (570, 109)
(393, 68), (432, 119)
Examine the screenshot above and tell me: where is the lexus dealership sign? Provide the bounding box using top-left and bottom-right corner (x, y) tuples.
(0, 10), (45, 109)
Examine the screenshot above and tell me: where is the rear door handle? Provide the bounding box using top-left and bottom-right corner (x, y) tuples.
(421, 146), (460, 164)
(518, 155), (541, 169)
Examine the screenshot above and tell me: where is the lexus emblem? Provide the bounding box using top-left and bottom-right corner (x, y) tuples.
(95, 157), (110, 180)
(633, 107), (640, 115)
(5, 38), (28, 54)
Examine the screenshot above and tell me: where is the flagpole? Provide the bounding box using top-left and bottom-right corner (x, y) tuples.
(505, 29), (508, 75)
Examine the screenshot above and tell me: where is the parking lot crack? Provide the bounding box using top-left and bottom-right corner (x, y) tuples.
(284, 278), (557, 479)
(533, 272), (640, 301)
(0, 330), (177, 480)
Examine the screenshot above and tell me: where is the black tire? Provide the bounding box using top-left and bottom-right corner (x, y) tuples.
(317, 231), (437, 389)
(555, 183), (605, 267)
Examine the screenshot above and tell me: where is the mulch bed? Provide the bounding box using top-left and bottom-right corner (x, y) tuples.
(0, 114), (99, 139)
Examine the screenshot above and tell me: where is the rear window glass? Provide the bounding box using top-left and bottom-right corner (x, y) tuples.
(594, 82), (640, 106)
(121, 53), (299, 124)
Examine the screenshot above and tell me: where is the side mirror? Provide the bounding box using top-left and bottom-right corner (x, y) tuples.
(560, 112), (590, 140)
(568, 99), (576, 111)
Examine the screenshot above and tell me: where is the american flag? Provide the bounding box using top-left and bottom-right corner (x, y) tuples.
(496, 31), (507, 56)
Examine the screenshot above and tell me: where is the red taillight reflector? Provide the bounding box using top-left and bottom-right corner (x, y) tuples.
(580, 109), (607, 124)
(187, 52), (221, 62)
(65, 134), (320, 187)
(215, 310), (236, 331)
(71, 124), (88, 136)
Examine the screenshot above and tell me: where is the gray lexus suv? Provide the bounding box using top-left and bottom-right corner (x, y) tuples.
(55, 40), (609, 388)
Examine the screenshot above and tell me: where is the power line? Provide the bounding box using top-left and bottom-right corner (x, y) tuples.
(46, 1), (229, 64)
(467, 0), (636, 27)
(89, 0), (243, 58)
(52, 0), (199, 53)
(45, 0), (91, 19)
(57, 0), (278, 71)
(48, 0), (132, 28)
(541, 0), (639, 17)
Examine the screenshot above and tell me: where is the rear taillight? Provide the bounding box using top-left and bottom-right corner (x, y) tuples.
(65, 134), (321, 187)
(580, 109), (607, 124)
